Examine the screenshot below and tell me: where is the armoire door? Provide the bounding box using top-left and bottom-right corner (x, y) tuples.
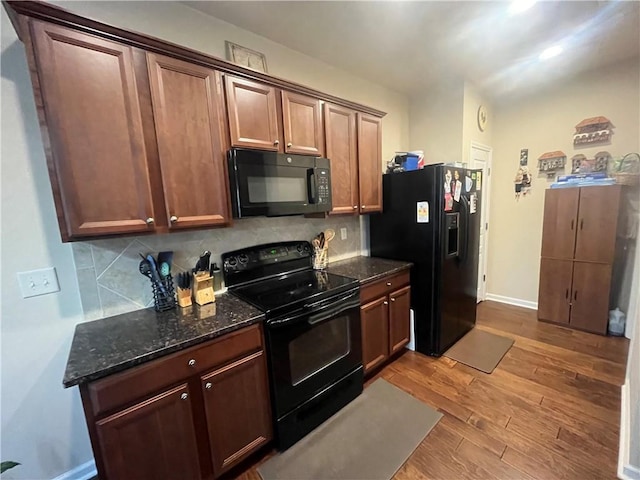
(225, 75), (280, 151)
(324, 103), (358, 215)
(30, 21), (155, 239)
(574, 186), (621, 263)
(540, 188), (579, 259)
(147, 53), (231, 229)
(570, 262), (612, 334)
(537, 258), (573, 324)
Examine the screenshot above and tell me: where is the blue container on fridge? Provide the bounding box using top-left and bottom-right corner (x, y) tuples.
(403, 155), (419, 171)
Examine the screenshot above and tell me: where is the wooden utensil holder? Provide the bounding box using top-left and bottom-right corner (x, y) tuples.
(177, 287), (192, 308)
(193, 273), (215, 306)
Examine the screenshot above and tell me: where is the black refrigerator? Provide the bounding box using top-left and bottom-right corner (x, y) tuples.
(369, 164), (482, 356)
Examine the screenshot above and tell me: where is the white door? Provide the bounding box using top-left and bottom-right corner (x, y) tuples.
(470, 142), (492, 302)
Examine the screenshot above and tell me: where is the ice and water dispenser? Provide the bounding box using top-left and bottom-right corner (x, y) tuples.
(445, 212), (459, 258)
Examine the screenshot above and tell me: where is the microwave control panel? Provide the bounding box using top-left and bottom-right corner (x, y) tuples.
(316, 169), (330, 205)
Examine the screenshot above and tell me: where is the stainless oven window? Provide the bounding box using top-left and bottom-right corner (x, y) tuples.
(248, 176), (307, 203)
(288, 316), (350, 386)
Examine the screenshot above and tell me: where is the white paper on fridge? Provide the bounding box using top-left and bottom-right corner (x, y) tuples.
(417, 201), (429, 223)
(470, 193), (477, 214)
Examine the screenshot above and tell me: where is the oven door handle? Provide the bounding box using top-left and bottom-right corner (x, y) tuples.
(268, 290), (360, 328)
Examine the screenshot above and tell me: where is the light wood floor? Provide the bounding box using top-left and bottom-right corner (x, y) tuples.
(236, 301), (629, 480)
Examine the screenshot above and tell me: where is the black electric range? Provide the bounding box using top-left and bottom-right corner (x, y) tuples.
(223, 241), (363, 450)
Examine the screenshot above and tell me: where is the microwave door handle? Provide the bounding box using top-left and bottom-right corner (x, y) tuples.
(307, 168), (317, 204)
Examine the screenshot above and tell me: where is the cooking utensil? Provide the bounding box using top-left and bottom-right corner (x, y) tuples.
(195, 251), (211, 273)
(157, 251), (173, 278)
(319, 232), (325, 248)
(146, 254), (166, 294)
(323, 229), (336, 243)
(139, 258), (153, 279)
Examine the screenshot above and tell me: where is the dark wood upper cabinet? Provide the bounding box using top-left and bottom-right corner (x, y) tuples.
(95, 384), (201, 480)
(324, 103), (358, 215)
(361, 296), (389, 374)
(540, 187), (579, 259)
(147, 53), (230, 229)
(389, 286), (411, 355)
(357, 113), (383, 213)
(574, 185), (621, 263)
(201, 350), (272, 477)
(537, 258), (573, 324)
(281, 91), (324, 156)
(30, 21), (156, 240)
(225, 75), (280, 151)
(570, 262), (611, 334)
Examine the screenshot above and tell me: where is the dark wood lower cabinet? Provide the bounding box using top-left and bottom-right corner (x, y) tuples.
(95, 383), (201, 480)
(80, 324), (271, 480)
(537, 258), (573, 325)
(570, 262), (612, 334)
(201, 351), (272, 477)
(360, 270), (411, 375)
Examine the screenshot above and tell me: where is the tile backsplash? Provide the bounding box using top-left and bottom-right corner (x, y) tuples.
(72, 216), (362, 321)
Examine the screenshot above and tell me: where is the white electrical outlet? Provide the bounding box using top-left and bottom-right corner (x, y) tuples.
(17, 267), (60, 298)
(340, 228), (348, 240)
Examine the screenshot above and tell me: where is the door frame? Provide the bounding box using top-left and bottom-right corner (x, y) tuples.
(470, 141), (493, 302)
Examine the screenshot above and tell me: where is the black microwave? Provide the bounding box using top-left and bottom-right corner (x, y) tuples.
(228, 148), (332, 218)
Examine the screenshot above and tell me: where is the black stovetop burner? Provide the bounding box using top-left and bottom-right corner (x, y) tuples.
(231, 269), (357, 316)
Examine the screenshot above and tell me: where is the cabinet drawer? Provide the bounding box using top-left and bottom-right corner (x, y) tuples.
(360, 270), (410, 304)
(88, 324), (263, 417)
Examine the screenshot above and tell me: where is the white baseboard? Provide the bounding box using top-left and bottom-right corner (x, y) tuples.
(51, 460), (96, 480)
(485, 293), (538, 310)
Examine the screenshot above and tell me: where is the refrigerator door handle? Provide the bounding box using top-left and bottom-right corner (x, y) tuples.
(459, 195), (470, 263)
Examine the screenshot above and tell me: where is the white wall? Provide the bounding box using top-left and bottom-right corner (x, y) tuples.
(461, 81), (493, 162)
(488, 58), (640, 305)
(0, 2), (410, 478)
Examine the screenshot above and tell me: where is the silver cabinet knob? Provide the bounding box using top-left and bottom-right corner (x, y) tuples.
(287, 142), (292, 148)
(383, 301), (388, 305)
(391, 298), (396, 302)
(170, 215), (178, 223)
(362, 205), (366, 209)
(181, 393), (188, 400)
(188, 359), (196, 367)
(274, 140), (280, 145)
(145, 217), (154, 225)
(386, 282), (392, 286)
(353, 206), (358, 209)
(205, 382), (212, 390)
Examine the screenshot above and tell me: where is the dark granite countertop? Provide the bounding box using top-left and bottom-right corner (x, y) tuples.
(63, 293), (264, 388)
(328, 256), (412, 285)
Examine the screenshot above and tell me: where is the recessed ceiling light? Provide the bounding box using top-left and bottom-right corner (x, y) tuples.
(509, 0), (536, 15)
(539, 45), (563, 60)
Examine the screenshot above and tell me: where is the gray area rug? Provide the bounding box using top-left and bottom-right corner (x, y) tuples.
(257, 379), (442, 480)
(444, 327), (515, 373)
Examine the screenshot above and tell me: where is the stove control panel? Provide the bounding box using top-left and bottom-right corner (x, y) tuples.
(222, 241), (312, 284)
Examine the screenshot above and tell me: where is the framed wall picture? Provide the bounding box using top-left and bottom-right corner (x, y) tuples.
(225, 41), (268, 73)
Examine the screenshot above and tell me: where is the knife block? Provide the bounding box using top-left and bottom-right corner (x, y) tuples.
(177, 287), (192, 308)
(193, 273), (215, 306)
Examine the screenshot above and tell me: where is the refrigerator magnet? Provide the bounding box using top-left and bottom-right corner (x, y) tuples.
(465, 175), (473, 192)
(416, 201), (429, 223)
(476, 172), (482, 191)
(470, 193), (477, 214)
(444, 192), (453, 211)
(454, 181), (462, 202)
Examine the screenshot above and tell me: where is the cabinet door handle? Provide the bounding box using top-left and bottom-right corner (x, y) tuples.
(170, 215), (179, 223)
(287, 142), (293, 148)
(386, 282), (392, 286)
(145, 217), (155, 225)
(391, 298), (396, 302)
(362, 205), (366, 209)
(188, 359), (196, 367)
(565, 288), (569, 299)
(570, 219), (574, 230)
(353, 205), (358, 209)
(274, 140), (280, 146)
(580, 219), (584, 230)
(181, 393), (188, 400)
(574, 290), (578, 301)
(383, 301), (388, 305)
(205, 382), (212, 390)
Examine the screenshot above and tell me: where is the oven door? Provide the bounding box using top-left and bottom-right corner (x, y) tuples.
(266, 288), (362, 419)
(228, 149), (330, 217)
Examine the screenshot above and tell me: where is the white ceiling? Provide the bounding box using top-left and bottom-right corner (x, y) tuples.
(184, 1), (640, 100)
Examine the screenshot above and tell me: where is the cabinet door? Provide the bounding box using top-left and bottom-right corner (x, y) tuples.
(574, 186), (621, 263)
(361, 296), (389, 374)
(30, 21), (155, 239)
(389, 285), (411, 354)
(225, 75), (280, 151)
(147, 54), (230, 229)
(201, 351), (272, 477)
(95, 384), (200, 480)
(540, 188), (579, 259)
(357, 113), (383, 213)
(570, 262), (611, 334)
(281, 91), (324, 156)
(537, 258), (573, 324)
(324, 103), (358, 215)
